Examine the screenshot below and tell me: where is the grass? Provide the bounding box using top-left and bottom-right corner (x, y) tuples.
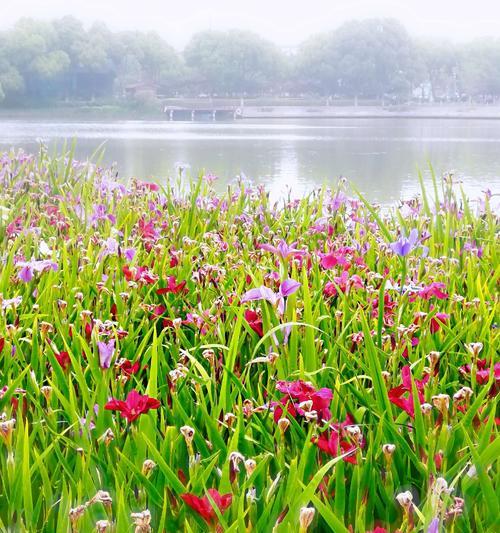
(0, 146), (498, 532)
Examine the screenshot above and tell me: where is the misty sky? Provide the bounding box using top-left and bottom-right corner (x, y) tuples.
(1, 0), (499, 49)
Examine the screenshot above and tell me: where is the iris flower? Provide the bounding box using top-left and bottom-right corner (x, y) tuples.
(241, 279), (301, 315)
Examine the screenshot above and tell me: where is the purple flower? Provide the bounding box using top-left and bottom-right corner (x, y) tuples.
(99, 237), (119, 260)
(97, 339), (115, 369)
(241, 279), (301, 315)
(17, 259), (58, 282)
(390, 229), (420, 257)
(124, 247), (136, 262)
(258, 240), (306, 261)
(427, 518), (439, 533)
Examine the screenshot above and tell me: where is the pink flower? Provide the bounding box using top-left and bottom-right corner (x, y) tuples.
(272, 380), (332, 423)
(105, 390), (160, 423)
(388, 366), (429, 418)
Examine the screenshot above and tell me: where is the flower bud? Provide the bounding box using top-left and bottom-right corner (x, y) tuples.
(382, 443), (396, 463)
(99, 428), (115, 446)
(396, 490), (413, 512)
(299, 506), (315, 531)
(453, 386), (473, 404)
(0, 417), (16, 446)
(432, 394), (450, 415)
(245, 458), (257, 478)
(96, 519), (110, 532)
(277, 418), (290, 433)
(421, 403), (433, 415)
(465, 342), (483, 358)
(180, 425), (195, 445)
(141, 459), (156, 476)
(131, 509), (151, 533)
(40, 385), (52, 402)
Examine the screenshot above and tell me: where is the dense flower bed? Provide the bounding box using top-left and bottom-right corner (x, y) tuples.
(0, 149), (498, 532)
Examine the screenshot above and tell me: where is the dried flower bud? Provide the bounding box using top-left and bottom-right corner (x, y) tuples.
(91, 490), (113, 508)
(432, 394), (450, 415)
(382, 443), (396, 461)
(277, 418), (290, 433)
(242, 399), (254, 418)
(99, 428), (115, 446)
(0, 417), (16, 446)
(453, 386), (473, 404)
(95, 519), (110, 532)
(428, 351), (440, 368)
(202, 349), (215, 365)
(299, 506), (315, 531)
(224, 412), (237, 427)
(69, 504), (87, 525)
(245, 458), (257, 478)
(465, 342), (483, 358)
(131, 509), (151, 533)
(229, 451), (245, 472)
(396, 490), (413, 512)
(180, 425), (195, 445)
(142, 459), (157, 476)
(421, 403), (433, 415)
(40, 385), (52, 402)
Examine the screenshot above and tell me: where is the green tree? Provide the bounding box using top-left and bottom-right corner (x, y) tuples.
(184, 30), (285, 95)
(296, 19), (422, 99)
(459, 39), (500, 98)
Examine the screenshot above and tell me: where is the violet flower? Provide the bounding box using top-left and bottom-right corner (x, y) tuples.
(17, 259), (58, 282)
(427, 518), (439, 533)
(258, 240), (306, 261)
(390, 228), (420, 257)
(97, 339), (115, 369)
(241, 279), (301, 315)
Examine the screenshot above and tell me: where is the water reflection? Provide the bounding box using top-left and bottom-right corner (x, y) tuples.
(0, 118), (499, 202)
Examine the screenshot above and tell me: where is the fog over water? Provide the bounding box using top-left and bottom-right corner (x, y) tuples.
(1, 118), (499, 203)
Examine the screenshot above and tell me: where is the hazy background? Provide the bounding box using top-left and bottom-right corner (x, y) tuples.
(1, 0), (499, 49)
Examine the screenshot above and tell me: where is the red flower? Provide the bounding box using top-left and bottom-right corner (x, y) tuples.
(388, 366), (429, 418)
(0, 338), (4, 353)
(118, 359), (141, 376)
(181, 489), (232, 524)
(312, 414), (364, 464)
(430, 312), (449, 334)
(273, 380), (333, 423)
(156, 276), (187, 295)
(244, 309), (263, 337)
(55, 351), (71, 371)
(366, 528), (388, 533)
(105, 389), (160, 423)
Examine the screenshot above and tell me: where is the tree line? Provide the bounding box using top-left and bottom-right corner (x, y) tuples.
(1, 16), (500, 106)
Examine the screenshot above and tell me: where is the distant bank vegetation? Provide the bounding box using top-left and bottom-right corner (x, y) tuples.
(1, 16), (500, 107)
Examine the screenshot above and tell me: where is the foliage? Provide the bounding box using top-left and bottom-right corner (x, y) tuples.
(0, 148), (498, 532)
(2, 17), (500, 105)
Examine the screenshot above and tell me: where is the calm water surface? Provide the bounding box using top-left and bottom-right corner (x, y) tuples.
(1, 118), (499, 202)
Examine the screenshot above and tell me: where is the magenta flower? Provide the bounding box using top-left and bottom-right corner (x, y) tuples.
(241, 279), (300, 315)
(258, 240), (306, 261)
(97, 339), (115, 369)
(17, 259), (58, 282)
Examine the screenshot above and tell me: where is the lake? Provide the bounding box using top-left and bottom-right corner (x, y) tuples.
(1, 117), (499, 202)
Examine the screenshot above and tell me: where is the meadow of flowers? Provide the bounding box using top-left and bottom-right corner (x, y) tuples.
(0, 147), (498, 533)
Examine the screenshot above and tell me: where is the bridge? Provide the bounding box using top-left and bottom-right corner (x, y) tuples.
(163, 105), (242, 121)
